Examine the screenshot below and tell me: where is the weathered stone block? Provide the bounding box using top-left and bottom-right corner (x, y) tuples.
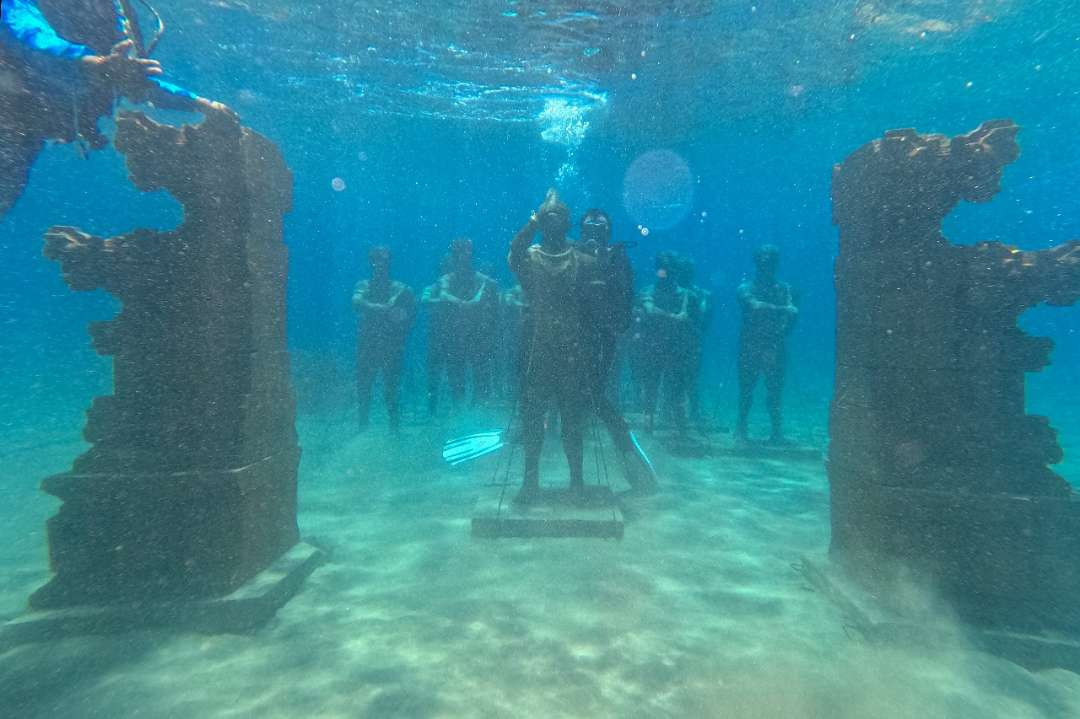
(34, 110), (304, 613)
(828, 120), (1080, 631)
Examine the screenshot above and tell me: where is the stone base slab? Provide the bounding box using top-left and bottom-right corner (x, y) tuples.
(472, 486), (624, 539)
(800, 555), (1080, 674)
(1, 542), (324, 648)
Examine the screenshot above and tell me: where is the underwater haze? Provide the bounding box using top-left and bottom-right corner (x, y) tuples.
(3, 1), (1080, 717)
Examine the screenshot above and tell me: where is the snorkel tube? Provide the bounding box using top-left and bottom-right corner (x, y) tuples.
(117, 0), (165, 57)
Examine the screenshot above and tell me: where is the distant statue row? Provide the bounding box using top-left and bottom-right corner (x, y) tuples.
(352, 191), (797, 495)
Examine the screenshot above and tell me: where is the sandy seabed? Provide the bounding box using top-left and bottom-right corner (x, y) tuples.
(2, 408), (1080, 719)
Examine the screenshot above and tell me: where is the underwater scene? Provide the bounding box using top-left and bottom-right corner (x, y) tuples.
(3, 0), (1080, 717)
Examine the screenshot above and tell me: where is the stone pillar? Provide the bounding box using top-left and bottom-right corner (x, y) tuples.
(32, 111), (300, 608)
(828, 120), (1080, 629)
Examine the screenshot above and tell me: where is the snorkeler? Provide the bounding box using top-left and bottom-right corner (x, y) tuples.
(509, 189), (598, 504)
(0, 0), (230, 217)
(578, 209), (658, 491)
(353, 246), (416, 432)
(735, 244), (798, 445)
(639, 251), (693, 436)
(428, 238), (499, 409)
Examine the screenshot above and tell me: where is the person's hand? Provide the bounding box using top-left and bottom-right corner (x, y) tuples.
(82, 40), (161, 96)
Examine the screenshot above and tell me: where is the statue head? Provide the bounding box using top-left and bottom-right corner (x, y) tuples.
(671, 253), (696, 287)
(450, 237), (473, 272)
(655, 250), (677, 282)
(754, 244), (780, 280)
(537, 189), (571, 239)
(368, 245), (391, 278)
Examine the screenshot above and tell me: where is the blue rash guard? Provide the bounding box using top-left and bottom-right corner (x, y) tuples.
(0, 0), (199, 107)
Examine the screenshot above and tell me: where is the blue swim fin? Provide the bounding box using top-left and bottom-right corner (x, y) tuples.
(442, 431), (505, 466)
(620, 431), (659, 492)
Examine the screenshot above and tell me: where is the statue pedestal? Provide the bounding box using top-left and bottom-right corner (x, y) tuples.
(472, 486), (624, 539)
(829, 476), (1080, 631)
(2, 543), (324, 648)
(30, 449), (300, 609)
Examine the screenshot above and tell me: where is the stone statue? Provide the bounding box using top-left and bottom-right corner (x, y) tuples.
(829, 119), (1080, 628)
(33, 110), (300, 608)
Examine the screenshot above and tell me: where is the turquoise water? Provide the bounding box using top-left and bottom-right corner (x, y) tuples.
(3, 1), (1080, 717)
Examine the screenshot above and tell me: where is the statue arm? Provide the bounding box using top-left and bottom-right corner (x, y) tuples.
(466, 277), (494, 305)
(396, 285), (418, 326)
(737, 282), (763, 311)
(352, 282), (392, 313)
(420, 283), (440, 305)
(509, 216), (538, 277)
(642, 290), (676, 320)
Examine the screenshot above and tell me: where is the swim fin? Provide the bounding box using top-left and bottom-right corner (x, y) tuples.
(442, 431), (505, 466)
(619, 431), (659, 493)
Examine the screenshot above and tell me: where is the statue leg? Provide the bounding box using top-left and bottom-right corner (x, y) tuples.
(765, 351), (786, 442)
(426, 343), (443, 416)
(642, 353), (662, 432)
(736, 349), (758, 439)
(559, 388), (586, 493)
(384, 345), (405, 432)
(447, 342), (467, 408)
(518, 385), (546, 499)
(356, 342), (377, 431)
